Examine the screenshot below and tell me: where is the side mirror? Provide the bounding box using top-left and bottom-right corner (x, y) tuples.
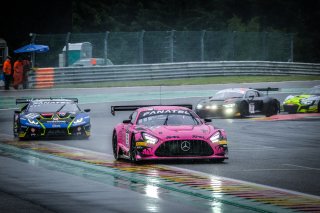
(204, 118), (212, 123)
(123, 119), (131, 124)
(84, 109), (91, 112)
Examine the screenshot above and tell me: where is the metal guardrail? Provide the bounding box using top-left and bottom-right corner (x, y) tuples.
(28, 61), (320, 88)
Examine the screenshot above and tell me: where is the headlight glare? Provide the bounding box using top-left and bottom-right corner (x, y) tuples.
(142, 133), (158, 144)
(300, 99), (313, 105)
(223, 103), (236, 108)
(210, 132), (221, 143)
(73, 117), (83, 124)
(196, 104), (203, 109)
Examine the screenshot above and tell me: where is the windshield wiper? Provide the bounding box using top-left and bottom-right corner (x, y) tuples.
(163, 114), (169, 125)
(56, 103), (66, 112)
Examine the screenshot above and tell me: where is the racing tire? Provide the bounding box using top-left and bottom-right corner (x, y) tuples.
(266, 101), (278, 117)
(129, 135), (137, 163)
(239, 101), (249, 118)
(13, 114), (19, 138)
(112, 131), (119, 160)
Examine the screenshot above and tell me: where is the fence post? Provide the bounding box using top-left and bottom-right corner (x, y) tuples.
(139, 30), (145, 64)
(262, 31), (267, 61)
(65, 32), (71, 67)
(30, 33), (37, 67)
(169, 30), (175, 63)
(104, 31), (109, 64)
(200, 30), (206, 61)
(290, 33), (294, 62)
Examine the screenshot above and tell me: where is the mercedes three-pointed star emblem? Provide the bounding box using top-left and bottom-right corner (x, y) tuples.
(181, 141), (191, 152)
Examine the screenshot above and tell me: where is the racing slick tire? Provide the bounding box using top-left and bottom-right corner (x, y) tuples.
(265, 100), (278, 117)
(129, 135), (137, 163)
(112, 131), (119, 160)
(13, 114), (19, 138)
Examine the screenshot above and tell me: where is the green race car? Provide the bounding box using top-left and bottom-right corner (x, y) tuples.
(282, 85), (320, 113)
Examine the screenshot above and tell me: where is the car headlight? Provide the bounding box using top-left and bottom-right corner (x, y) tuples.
(300, 98), (314, 105)
(196, 104), (203, 109)
(210, 105), (218, 110)
(223, 103), (235, 108)
(142, 133), (158, 144)
(210, 131), (221, 143)
(27, 118), (38, 125)
(73, 117), (83, 124)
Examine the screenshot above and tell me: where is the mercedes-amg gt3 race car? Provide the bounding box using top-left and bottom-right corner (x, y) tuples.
(283, 85), (320, 113)
(195, 88), (280, 118)
(14, 98), (91, 139)
(111, 105), (228, 162)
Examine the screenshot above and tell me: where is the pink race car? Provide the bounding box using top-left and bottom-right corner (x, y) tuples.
(111, 105), (228, 162)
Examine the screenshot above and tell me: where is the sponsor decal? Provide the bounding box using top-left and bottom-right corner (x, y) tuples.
(166, 135), (180, 139)
(141, 110), (190, 118)
(192, 135), (205, 139)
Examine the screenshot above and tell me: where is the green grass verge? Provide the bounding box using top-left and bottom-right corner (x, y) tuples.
(56, 75), (320, 88)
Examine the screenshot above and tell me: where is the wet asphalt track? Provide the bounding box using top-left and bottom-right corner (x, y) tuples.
(0, 81), (320, 212)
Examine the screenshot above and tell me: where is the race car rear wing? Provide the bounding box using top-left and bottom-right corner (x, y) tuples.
(111, 104), (193, 116)
(16, 98), (79, 105)
(251, 87), (279, 95)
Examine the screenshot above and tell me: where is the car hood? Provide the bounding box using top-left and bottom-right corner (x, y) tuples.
(284, 94), (317, 104)
(138, 125), (215, 140)
(198, 98), (237, 105)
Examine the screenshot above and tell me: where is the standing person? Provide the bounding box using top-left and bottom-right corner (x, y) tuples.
(13, 58), (24, 89)
(22, 56), (31, 89)
(2, 56), (12, 90)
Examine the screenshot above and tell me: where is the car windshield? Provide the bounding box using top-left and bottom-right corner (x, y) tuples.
(303, 87), (320, 95)
(137, 111), (200, 126)
(27, 102), (80, 113)
(211, 90), (244, 99)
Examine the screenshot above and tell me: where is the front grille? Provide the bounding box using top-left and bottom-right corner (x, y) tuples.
(155, 140), (213, 157)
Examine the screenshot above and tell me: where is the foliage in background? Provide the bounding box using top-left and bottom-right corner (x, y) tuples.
(71, 0), (320, 63)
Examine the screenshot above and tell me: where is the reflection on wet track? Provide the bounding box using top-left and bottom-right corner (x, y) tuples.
(1, 139), (319, 213)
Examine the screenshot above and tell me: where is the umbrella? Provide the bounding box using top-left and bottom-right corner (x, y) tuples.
(14, 44), (49, 53)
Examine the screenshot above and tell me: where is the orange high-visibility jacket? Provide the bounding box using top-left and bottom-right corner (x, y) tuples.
(3, 59), (12, 75)
(13, 60), (24, 86)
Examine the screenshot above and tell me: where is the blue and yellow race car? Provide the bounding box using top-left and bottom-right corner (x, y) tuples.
(283, 85), (320, 114)
(14, 98), (91, 139)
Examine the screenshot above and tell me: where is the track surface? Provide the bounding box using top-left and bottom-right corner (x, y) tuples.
(0, 81), (320, 212)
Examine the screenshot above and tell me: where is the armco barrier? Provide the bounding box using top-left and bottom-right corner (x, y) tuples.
(27, 61), (320, 88)
(32, 68), (54, 89)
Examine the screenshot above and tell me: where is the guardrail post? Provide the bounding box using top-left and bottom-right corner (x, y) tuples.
(104, 31), (109, 64)
(65, 32), (71, 67)
(200, 30), (206, 61)
(139, 30), (145, 64)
